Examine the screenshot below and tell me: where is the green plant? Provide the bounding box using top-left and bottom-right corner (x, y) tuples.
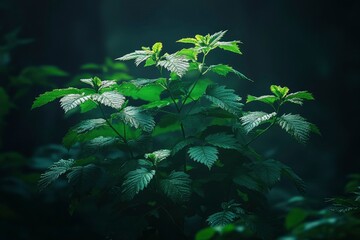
(32, 30), (318, 239)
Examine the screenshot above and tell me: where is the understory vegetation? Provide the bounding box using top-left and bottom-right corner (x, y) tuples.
(1, 30), (359, 239)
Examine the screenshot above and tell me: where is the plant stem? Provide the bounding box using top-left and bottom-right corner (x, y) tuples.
(245, 121), (276, 146)
(98, 104), (134, 158)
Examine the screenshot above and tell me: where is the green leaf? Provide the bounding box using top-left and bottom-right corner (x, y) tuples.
(195, 228), (216, 240)
(129, 78), (164, 87)
(204, 85), (243, 115)
(116, 49), (153, 66)
(276, 114), (311, 144)
(206, 211), (238, 227)
(67, 164), (102, 193)
(176, 48), (198, 61)
(38, 159), (75, 191)
(208, 31), (227, 46)
(246, 95), (278, 105)
(249, 159), (282, 187)
(205, 64), (250, 80)
(270, 85), (289, 98)
(216, 41), (242, 54)
(121, 168), (156, 201)
(117, 82), (165, 102)
(113, 106), (155, 132)
(157, 53), (190, 77)
(205, 132), (239, 150)
(32, 88), (82, 109)
(188, 146), (218, 169)
(141, 99), (173, 109)
(176, 38), (198, 44)
(186, 78), (213, 102)
(152, 42), (163, 53)
(286, 208), (309, 230)
(285, 91), (314, 105)
(240, 111), (276, 133)
(144, 149), (171, 165)
(172, 137), (199, 156)
(60, 94), (92, 113)
(91, 91), (125, 109)
(233, 174), (262, 192)
(160, 171), (192, 203)
(73, 118), (106, 133)
(85, 136), (120, 149)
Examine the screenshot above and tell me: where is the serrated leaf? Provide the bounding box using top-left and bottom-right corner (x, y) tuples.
(60, 94), (92, 113)
(276, 114), (311, 144)
(204, 85), (243, 115)
(160, 171), (191, 203)
(176, 48), (198, 61)
(188, 146), (218, 169)
(144, 149), (171, 165)
(116, 50), (153, 66)
(157, 53), (189, 77)
(38, 159), (75, 191)
(172, 138), (199, 155)
(32, 88), (82, 109)
(206, 211), (238, 227)
(216, 41), (242, 54)
(285, 91), (314, 105)
(176, 38), (198, 44)
(270, 85), (289, 98)
(246, 95), (278, 105)
(205, 64), (250, 80)
(113, 106), (155, 132)
(74, 118), (106, 133)
(208, 30), (227, 46)
(85, 136), (120, 149)
(241, 111), (276, 133)
(205, 132), (239, 150)
(121, 168), (155, 201)
(91, 91), (125, 109)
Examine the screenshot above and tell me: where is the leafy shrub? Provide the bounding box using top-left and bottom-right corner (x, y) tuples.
(32, 30), (319, 239)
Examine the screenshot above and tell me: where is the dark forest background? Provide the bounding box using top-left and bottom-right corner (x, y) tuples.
(0, 0), (359, 238)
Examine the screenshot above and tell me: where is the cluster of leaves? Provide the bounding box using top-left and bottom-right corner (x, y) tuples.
(32, 31), (319, 239)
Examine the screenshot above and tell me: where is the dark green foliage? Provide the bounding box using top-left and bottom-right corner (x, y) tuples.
(32, 31), (320, 239)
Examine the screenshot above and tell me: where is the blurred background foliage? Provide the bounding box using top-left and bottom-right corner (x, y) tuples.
(0, 0), (359, 239)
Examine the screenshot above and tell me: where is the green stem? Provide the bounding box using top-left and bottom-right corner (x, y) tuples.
(245, 103), (281, 146)
(98, 104), (134, 158)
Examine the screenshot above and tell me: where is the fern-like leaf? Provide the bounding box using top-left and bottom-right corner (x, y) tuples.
(157, 53), (189, 77)
(160, 171), (191, 203)
(276, 114), (311, 144)
(249, 159), (282, 187)
(32, 88), (82, 109)
(205, 132), (239, 150)
(188, 146), (218, 169)
(116, 50), (153, 66)
(60, 94), (92, 113)
(113, 106), (155, 132)
(121, 168), (156, 201)
(241, 111), (276, 133)
(38, 159), (75, 191)
(74, 118), (106, 133)
(206, 211), (238, 227)
(91, 91), (125, 109)
(204, 85), (243, 115)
